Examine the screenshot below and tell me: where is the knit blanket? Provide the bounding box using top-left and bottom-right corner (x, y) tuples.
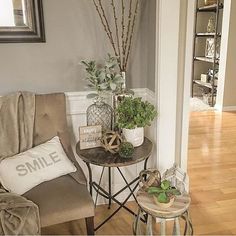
(0, 189), (40, 235)
(0, 92), (35, 160)
(0, 92), (40, 235)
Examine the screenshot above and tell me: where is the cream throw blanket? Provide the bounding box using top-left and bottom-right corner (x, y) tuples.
(0, 92), (35, 159)
(0, 92), (40, 235)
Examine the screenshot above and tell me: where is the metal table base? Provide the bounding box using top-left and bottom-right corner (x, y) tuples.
(86, 158), (148, 231)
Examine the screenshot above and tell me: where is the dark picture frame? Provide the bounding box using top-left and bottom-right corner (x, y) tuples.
(0, 0), (45, 43)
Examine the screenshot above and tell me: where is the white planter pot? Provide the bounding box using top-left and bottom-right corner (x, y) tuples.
(122, 127), (144, 147)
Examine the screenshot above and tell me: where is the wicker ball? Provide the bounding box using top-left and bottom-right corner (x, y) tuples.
(139, 169), (161, 191)
(101, 131), (123, 154)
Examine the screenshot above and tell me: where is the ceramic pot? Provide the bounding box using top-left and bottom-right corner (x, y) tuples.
(122, 127), (144, 147)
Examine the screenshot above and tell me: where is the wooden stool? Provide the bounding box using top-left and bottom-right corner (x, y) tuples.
(134, 165), (193, 235)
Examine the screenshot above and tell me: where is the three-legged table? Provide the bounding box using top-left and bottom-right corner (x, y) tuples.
(76, 137), (153, 231)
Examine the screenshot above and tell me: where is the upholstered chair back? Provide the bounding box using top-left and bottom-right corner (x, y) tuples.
(34, 93), (68, 147)
(33, 93), (86, 184)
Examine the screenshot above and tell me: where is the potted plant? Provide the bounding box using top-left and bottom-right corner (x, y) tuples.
(81, 54), (124, 131)
(148, 180), (181, 208)
(116, 97), (157, 147)
(81, 54), (123, 100)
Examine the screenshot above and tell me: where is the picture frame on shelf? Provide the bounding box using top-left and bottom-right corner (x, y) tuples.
(205, 38), (215, 58)
(205, 38), (220, 58)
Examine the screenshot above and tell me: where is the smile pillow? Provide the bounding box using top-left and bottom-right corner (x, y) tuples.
(0, 136), (76, 195)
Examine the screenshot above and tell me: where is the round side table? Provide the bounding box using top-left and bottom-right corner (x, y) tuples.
(134, 189), (193, 235)
(76, 137), (153, 231)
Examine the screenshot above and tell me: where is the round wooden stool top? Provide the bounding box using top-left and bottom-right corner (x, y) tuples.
(136, 188), (191, 219)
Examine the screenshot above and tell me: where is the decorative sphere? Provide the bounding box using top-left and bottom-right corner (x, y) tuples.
(101, 131), (123, 154)
(139, 169), (161, 191)
(119, 142), (134, 158)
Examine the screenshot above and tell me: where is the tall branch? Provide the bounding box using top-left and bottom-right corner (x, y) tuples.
(125, 0), (139, 70)
(111, 0), (121, 68)
(92, 0), (140, 73)
(92, 0), (112, 41)
(121, 0), (125, 71)
(124, 0), (133, 66)
(93, 0), (121, 71)
(98, 0), (113, 41)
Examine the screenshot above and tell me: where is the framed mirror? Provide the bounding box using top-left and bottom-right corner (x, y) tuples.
(0, 0), (45, 43)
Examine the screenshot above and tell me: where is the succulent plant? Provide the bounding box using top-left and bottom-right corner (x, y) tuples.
(119, 142), (134, 158)
(148, 180), (181, 203)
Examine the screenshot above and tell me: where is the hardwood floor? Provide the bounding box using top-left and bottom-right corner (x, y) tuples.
(43, 111), (236, 235)
(188, 111), (236, 235)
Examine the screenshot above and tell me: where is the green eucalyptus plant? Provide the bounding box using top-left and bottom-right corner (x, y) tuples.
(148, 180), (181, 203)
(116, 97), (157, 129)
(81, 54), (123, 99)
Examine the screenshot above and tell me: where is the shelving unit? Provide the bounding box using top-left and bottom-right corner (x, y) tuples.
(191, 0), (223, 107)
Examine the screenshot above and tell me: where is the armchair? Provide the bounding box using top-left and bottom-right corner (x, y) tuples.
(23, 93), (94, 235)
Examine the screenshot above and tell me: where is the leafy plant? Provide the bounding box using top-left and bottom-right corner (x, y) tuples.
(116, 97), (157, 129)
(148, 180), (181, 203)
(81, 54), (123, 99)
(119, 142), (134, 158)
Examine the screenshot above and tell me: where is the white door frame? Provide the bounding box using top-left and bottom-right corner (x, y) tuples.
(180, 0), (196, 171)
(155, 0), (196, 172)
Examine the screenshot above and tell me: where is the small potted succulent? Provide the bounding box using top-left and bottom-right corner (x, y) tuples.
(116, 97), (157, 147)
(148, 180), (181, 208)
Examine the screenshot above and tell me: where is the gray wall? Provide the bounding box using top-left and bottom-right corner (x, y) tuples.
(0, 0), (156, 95)
(146, 0), (156, 91)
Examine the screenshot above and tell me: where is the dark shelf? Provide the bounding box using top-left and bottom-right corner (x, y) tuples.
(193, 80), (217, 89)
(194, 56), (219, 64)
(197, 3), (223, 12)
(192, 0), (222, 107)
(194, 80), (212, 89)
(195, 32), (221, 38)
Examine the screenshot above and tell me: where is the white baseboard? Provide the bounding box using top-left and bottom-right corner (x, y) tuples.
(222, 106), (236, 111)
(214, 104), (236, 112)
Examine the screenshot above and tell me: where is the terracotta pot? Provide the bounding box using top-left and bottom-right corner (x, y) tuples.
(122, 127), (144, 147)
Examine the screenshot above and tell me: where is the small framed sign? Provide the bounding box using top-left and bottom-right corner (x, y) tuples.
(79, 125), (102, 150)
(205, 38), (215, 58)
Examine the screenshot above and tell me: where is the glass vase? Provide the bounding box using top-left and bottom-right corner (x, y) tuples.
(112, 71), (134, 110)
(87, 97), (113, 131)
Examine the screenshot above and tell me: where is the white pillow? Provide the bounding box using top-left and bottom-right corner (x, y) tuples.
(0, 136), (76, 195)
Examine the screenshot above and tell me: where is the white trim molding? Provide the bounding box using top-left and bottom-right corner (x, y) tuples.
(222, 106), (236, 112)
(156, 0), (181, 172)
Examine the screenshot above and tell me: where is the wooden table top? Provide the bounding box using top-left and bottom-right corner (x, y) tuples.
(76, 137), (153, 167)
(137, 188), (191, 219)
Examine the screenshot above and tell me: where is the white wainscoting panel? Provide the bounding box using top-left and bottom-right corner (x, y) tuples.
(65, 88), (156, 204)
